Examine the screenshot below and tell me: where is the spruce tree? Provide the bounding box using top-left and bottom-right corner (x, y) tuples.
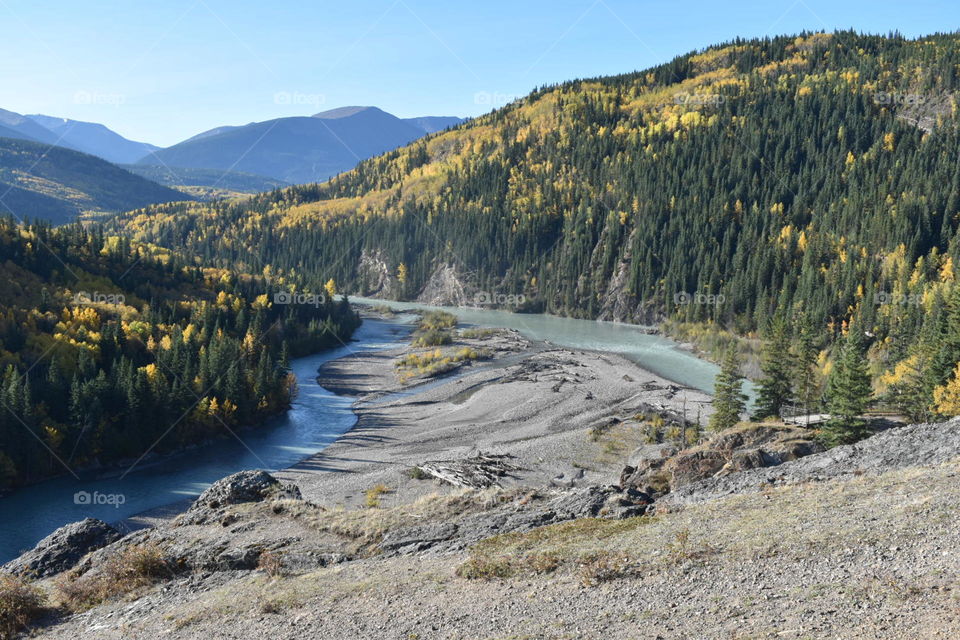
(753, 316), (793, 420)
(709, 347), (747, 432)
(823, 331), (872, 444)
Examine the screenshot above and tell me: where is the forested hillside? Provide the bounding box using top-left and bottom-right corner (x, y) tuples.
(0, 218), (359, 489)
(0, 137), (189, 225)
(111, 31), (960, 420)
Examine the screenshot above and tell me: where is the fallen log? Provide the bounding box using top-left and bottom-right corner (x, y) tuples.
(414, 453), (520, 489)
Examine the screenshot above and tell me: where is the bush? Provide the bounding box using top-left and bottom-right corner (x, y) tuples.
(417, 311), (457, 332)
(56, 544), (172, 611)
(257, 549), (284, 578)
(413, 329), (452, 347)
(0, 574), (45, 639)
(577, 552), (633, 586)
(456, 556), (515, 580)
(364, 484), (392, 508)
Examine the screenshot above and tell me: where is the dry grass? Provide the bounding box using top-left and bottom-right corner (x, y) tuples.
(458, 461), (960, 585)
(0, 574), (45, 640)
(55, 543), (173, 611)
(257, 549), (284, 578)
(364, 483), (392, 508)
(307, 489), (519, 546)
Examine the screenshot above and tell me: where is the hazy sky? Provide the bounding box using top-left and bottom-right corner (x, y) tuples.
(0, 0), (954, 146)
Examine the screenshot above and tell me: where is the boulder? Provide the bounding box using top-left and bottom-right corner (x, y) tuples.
(179, 471), (302, 525)
(2, 518), (122, 578)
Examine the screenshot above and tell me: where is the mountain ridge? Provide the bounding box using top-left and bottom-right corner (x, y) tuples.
(140, 106), (463, 184)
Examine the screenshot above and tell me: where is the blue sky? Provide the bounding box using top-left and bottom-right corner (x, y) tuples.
(1, 0), (955, 146)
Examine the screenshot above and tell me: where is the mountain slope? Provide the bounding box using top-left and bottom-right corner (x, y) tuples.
(112, 31), (960, 417)
(139, 107), (453, 184)
(122, 164), (288, 199)
(27, 114), (159, 163)
(0, 108), (65, 145)
(0, 217), (359, 490)
(0, 137), (190, 224)
(402, 115), (464, 133)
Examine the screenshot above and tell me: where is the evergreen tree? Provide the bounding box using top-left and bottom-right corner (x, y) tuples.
(823, 331), (873, 444)
(709, 347), (747, 432)
(753, 316), (793, 420)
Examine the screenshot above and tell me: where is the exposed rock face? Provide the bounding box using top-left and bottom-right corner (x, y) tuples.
(416, 263), (469, 306)
(620, 424), (825, 495)
(2, 518), (121, 578)
(357, 248), (399, 298)
(378, 485), (652, 556)
(178, 470), (302, 526)
(660, 418), (960, 508)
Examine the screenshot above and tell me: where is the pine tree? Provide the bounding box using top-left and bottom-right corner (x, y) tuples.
(709, 347), (747, 432)
(791, 317), (821, 422)
(753, 316), (793, 420)
(823, 331), (872, 444)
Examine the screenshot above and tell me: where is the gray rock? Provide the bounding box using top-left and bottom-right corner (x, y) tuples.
(179, 470), (302, 525)
(2, 517), (122, 578)
(659, 418), (960, 508)
(381, 523), (459, 553)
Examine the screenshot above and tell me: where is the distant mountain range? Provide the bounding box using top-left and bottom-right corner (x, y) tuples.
(27, 114), (159, 164)
(0, 105), (463, 223)
(0, 108), (159, 163)
(139, 107), (465, 184)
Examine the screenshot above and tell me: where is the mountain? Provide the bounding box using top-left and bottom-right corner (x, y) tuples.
(139, 107), (459, 184)
(0, 137), (190, 224)
(402, 116), (464, 133)
(0, 108), (65, 145)
(111, 31), (960, 419)
(122, 164), (288, 200)
(27, 114), (159, 164)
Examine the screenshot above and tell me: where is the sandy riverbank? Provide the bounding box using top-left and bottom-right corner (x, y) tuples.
(276, 318), (713, 509)
(119, 312), (713, 528)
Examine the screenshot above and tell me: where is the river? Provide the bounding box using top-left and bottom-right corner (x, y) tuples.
(0, 303), (729, 563)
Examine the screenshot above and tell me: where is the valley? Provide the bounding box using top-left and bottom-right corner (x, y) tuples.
(1, 12), (960, 638)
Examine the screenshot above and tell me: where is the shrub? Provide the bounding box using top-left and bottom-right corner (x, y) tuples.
(455, 556), (515, 580)
(56, 543), (172, 611)
(417, 311), (458, 332)
(257, 549), (284, 578)
(459, 327), (497, 339)
(577, 551), (633, 586)
(0, 574), (45, 639)
(407, 466), (430, 480)
(364, 484), (392, 508)
(413, 329), (452, 347)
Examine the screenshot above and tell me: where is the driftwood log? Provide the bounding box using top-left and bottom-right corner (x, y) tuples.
(415, 453), (519, 489)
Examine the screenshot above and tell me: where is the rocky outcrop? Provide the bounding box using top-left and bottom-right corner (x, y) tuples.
(378, 485), (652, 556)
(177, 470), (302, 526)
(2, 518), (121, 578)
(659, 418), (960, 508)
(620, 424), (825, 495)
(416, 263), (469, 306)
